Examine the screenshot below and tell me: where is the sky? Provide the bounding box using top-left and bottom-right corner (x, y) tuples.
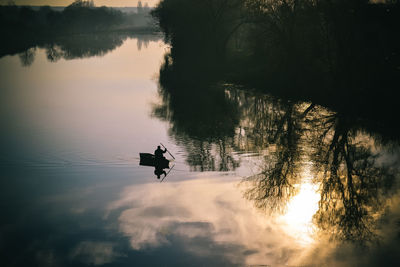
(2, 0), (160, 7)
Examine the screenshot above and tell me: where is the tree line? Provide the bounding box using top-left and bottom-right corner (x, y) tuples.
(0, 0), (157, 58)
(151, 0), (400, 135)
(1, 1), (122, 35)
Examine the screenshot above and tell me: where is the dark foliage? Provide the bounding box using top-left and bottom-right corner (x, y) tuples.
(152, 0), (400, 140)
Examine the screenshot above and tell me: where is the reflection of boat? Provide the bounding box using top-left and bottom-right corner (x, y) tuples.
(139, 153), (170, 168)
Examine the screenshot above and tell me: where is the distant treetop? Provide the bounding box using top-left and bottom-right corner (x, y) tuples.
(68, 0), (95, 8)
(138, 1), (150, 13)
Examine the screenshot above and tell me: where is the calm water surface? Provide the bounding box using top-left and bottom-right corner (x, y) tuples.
(1, 35), (399, 267)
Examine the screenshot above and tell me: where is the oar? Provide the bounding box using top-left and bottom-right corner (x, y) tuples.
(161, 164), (175, 183)
(160, 142), (175, 159)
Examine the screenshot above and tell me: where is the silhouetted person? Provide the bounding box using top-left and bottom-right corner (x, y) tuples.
(154, 166), (166, 179)
(154, 145), (167, 160)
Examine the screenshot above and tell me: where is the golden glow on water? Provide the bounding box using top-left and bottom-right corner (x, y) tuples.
(280, 170), (320, 245)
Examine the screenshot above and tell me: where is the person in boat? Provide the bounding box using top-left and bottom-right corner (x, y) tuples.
(154, 145), (167, 160)
(154, 166), (167, 179)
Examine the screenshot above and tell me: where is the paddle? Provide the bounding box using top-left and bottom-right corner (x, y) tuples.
(160, 142), (175, 159)
(160, 164), (175, 183)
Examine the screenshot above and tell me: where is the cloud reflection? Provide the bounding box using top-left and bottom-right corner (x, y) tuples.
(107, 178), (309, 267)
(70, 241), (122, 266)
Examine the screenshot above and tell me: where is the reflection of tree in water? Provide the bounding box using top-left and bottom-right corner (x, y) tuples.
(242, 98), (314, 213)
(174, 138), (240, 172)
(307, 110), (396, 244)
(152, 53), (241, 171)
(51, 34), (125, 60)
(137, 36), (153, 51)
(18, 48), (36, 66)
(154, 55), (399, 243)
(199, 88), (399, 245)
(240, 95), (398, 244)
(15, 33), (161, 66)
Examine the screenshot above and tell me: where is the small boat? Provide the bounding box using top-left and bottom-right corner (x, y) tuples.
(139, 153), (170, 168)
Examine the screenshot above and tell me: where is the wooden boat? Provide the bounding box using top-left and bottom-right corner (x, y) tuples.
(139, 153), (170, 168)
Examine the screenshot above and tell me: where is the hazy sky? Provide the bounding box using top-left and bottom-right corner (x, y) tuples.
(3, 0), (160, 7)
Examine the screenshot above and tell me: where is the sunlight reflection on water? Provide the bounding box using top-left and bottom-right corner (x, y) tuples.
(280, 180), (320, 245)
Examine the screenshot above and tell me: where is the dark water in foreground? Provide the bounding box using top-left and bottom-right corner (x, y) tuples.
(0, 34), (399, 267)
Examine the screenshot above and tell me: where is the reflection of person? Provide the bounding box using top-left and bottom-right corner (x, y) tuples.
(154, 167), (166, 179)
(154, 145), (167, 179)
(154, 145), (167, 159)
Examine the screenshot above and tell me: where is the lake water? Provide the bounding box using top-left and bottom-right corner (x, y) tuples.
(1, 34), (399, 267)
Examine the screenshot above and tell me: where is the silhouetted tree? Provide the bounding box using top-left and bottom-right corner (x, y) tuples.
(152, 0), (248, 63)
